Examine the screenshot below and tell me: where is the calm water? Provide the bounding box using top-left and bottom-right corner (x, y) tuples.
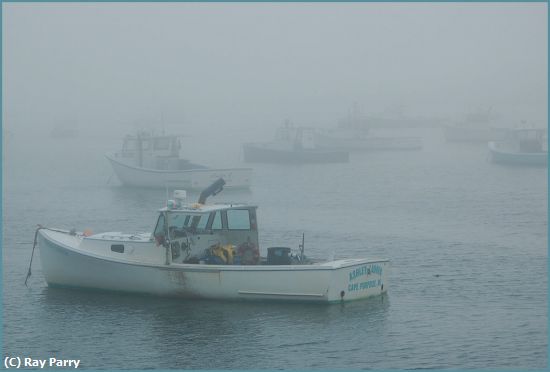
(3, 127), (547, 369)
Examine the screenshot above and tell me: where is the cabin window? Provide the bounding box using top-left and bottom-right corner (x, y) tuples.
(153, 138), (170, 150)
(169, 213), (188, 229)
(190, 214), (208, 230)
(154, 214), (166, 237)
(211, 212), (222, 230)
(167, 213), (200, 233)
(197, 215), (209, 230)
(227, 209), (251, 230)
(111, 244), (124, 253)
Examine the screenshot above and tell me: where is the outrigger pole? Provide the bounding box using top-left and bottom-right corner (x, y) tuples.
(198, 178), (226, 204)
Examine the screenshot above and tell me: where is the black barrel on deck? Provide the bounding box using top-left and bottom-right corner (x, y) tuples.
(267, 247), (291, 265)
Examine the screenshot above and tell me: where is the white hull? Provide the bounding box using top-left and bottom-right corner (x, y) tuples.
(107, 155), (252, 189)
(38, 229), (389, 303)
(488, 141), (548, 166)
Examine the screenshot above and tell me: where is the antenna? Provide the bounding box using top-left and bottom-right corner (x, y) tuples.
(299, 233), (305, 261)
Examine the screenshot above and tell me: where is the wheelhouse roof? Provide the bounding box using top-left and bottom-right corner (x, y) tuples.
(159, 203), (257, 214)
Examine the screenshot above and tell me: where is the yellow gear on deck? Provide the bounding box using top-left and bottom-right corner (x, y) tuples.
(210, 244), (236, 264)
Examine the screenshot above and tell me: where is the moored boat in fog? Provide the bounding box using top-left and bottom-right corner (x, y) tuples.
(36, 179), (388, 303)
(242, 124), (349, 163)
(488, 128), (547, 166)
(443, 107), (503, 143)
(314, 103), (423, 152)
(314, 128), (423, 152)
(106, 132), (252, 189)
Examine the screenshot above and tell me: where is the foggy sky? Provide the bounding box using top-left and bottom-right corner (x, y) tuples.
(3, 3), (548, 135)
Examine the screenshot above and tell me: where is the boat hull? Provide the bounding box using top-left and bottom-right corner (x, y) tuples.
(106, 155), (252, 189)
(38, 230), (388, 303)
(488, 142), (548, 166)
(242, 144), (349, 164)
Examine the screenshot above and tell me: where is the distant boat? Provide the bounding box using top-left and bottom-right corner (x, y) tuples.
(243, 125), (349, 163)
(489, 128), (548, 166)
(36, 178), (389, 303)
(314, 104), (423, 151)
(314, 128), (423, 152)
(106, 132), (252, 189)
(443, 107), (501, 143)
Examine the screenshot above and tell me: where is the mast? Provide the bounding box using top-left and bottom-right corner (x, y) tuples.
(137, 132), (143, 168)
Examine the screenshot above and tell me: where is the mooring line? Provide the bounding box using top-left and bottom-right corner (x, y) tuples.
(25, 225), (44, 287)
(25, 225), (79, 286)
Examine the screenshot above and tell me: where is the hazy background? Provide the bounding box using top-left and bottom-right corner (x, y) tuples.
(3, 4), (548, 369)
(3, 2), (548, 138)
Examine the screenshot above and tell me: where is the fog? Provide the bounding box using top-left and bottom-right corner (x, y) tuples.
(3, 3), (547, 139)
(3, 4), (548, 369)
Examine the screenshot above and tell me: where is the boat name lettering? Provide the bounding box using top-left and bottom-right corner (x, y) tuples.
(348, 279), (381, 292)
(348, 264), (382, 282)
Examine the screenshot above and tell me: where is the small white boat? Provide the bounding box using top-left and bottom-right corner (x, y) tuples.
(489, 128), (548, 166)
(106, 133), (252, 189)
(37, 179), (389, 303)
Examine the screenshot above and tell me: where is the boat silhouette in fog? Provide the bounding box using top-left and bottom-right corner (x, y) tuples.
(36, 179), (388, 303)
(313, 127), (423, 152)
(242, 123), (349, 163)
(443, 107), (501, 143)
(313, 103), (423, 152)
(106, 132), (252, 189)
(489, 127), (547, 166)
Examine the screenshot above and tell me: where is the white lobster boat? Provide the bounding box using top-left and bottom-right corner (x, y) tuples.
(106, 133), (252, 189)
(488, 128), (548, 166)
(37, 180), (389, 303)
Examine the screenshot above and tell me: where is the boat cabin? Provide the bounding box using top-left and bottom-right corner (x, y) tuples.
(153, 202), (261, 265)
(506, 128), (547, 153)
(275, 125), (316, 150)
(118, 133), (206, 171)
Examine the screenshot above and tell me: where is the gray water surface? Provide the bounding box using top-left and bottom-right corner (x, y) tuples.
(3, 128), (547, 369)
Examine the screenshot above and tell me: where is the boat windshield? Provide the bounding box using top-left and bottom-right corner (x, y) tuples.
(168, 212), (209, 233)
(155, 208), (255, 239)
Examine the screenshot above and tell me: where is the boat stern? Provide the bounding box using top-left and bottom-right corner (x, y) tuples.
(324, 258), (390, 303)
